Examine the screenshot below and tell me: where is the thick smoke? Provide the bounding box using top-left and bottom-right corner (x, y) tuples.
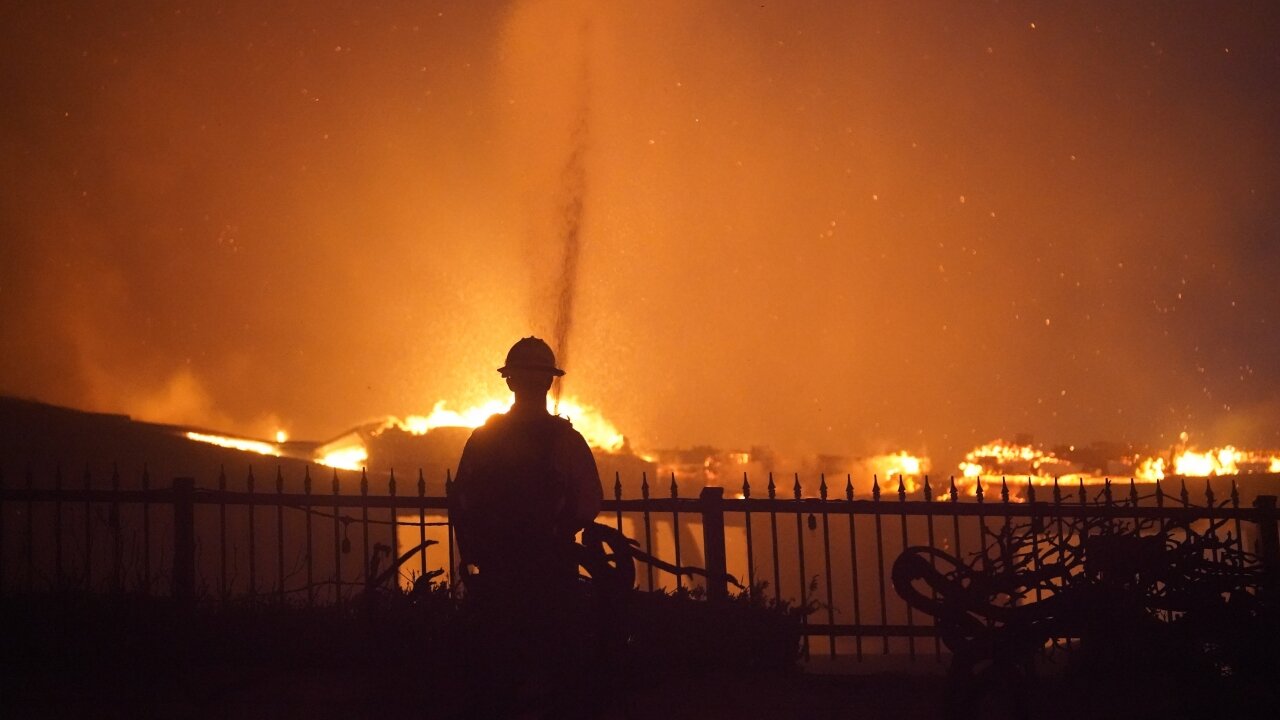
(548, 59), (590, 409)
(2, 2), (1279, 469)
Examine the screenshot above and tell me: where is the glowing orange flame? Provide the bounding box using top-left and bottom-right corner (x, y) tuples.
(389, 396), (625, 452)
(397, 399), (513, 434)
(958, 436), (1280, 493)
(316, 442), (368, 471)
(313, 395), (626, 471)
(1168, 446), (1280, 477)
(958, 440), (1080, 483)
(186, 431), (281, 457)
(867, 452), (928, 493)
(956, 439), (1117, 493)
(1134, 456), (1165, 482)
(1173, 447), (1240, 476)
(961, 441), (1042, 470)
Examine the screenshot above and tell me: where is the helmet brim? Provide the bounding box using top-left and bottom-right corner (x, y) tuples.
(497, 364), (565, 377)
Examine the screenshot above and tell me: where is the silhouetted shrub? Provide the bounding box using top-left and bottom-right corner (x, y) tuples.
(624, 582), (812, 673)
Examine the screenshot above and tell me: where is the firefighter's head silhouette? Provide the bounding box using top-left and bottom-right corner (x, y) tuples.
(497, 336), (563, 400)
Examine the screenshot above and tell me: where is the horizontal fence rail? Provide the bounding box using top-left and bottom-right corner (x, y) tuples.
(1, 467), (1277, 663)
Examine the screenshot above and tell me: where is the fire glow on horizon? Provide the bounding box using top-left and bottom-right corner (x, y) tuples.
(179, 396), (626, 472)
(312, 397), (623, 471)
(954, 437), (1280, 493)
(312, 397), (623, 470)
(385, 397), (624, 454)
(185, 431), (281, 458)
(187, 403), (1280, 494)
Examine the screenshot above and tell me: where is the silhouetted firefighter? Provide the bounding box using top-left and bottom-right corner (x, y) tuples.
(451, 336), (604, 719)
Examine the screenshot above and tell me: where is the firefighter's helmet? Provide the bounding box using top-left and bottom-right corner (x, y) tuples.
(498, 336), (565, 377)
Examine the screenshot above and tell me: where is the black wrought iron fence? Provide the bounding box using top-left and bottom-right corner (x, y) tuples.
(1, 467), (1277, 663)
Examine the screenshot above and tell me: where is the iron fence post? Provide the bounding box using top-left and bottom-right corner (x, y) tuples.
(1253, 495), (1279, 598)
(172, 477), (196, 605)
(0, 468), (4, 597)
(699, 486), (728, 601)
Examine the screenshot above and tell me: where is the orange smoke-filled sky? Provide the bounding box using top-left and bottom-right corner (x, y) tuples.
(2, 1), (1279, 468)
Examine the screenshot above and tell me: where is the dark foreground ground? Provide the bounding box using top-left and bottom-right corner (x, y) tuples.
(6, 663), (947, 720)
(8, 659), (1260, 720)
(2, 592), (1275, 719)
